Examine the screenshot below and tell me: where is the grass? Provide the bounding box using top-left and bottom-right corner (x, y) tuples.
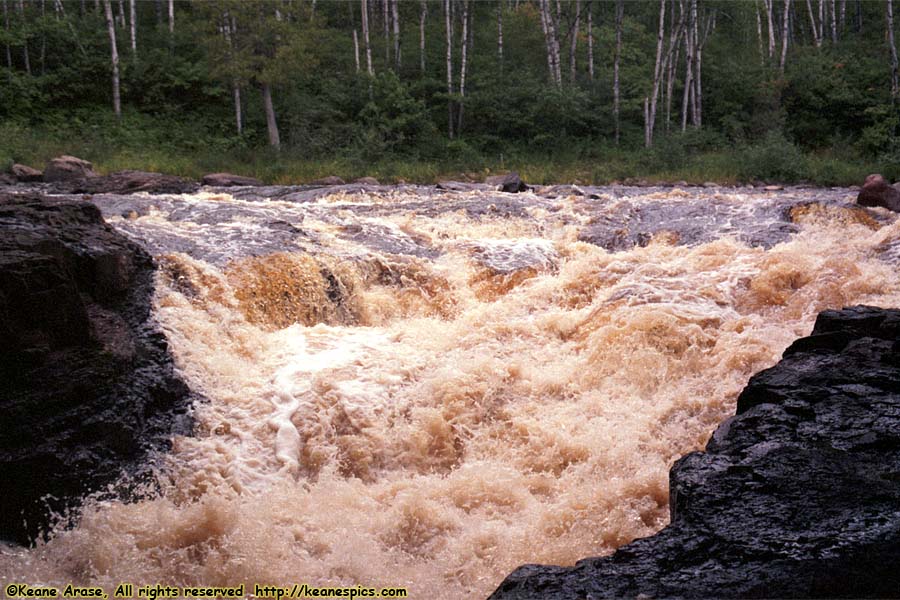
(0, 121), (882, 187)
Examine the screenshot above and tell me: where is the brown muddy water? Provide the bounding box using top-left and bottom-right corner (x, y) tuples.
(3, 183), (900, 598)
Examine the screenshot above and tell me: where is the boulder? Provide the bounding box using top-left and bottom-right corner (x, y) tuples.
(309, 175), (346, 186)
(53, 170), (199, 195)
(201, 172), (263, 187)
(0, 192), (193, 545)
(486, 172), (529, 193)
(0, 173), (15, 185)
(11, 163), (43, 182)
(491, 305), (900, 599)
(857, 173), (900, 212)
(43, 155), (97, 182)
(353, 176), (381, 185)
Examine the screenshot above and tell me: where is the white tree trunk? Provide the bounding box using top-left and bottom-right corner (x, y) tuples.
(445, 0), (453, 138)
(167, 0), (173, 36)
(233, 84), (242, 135)
(497, 1), (503, 67)
(262, 82), (280, 149)
(569, 0), (580, 83)
(383, 0), (389, 64)
(765, 0), (775, 58)
(780, 0), (791, 73)
(889, 0), (899, 99)
(830, 0), (837, 41)
(392, 0), (400, 70)
(128, 0), (136, 55)
(2, 0), (10, 70)
(103, 0), (121, 117)
(614, 0), (623, 144)
(420, 0), (427, 73)
(755, 0), (765, 62)
(361, 0), (373, 76)
(586, 1), (593, 81)
(645, 0), (667, 147)
(805, 0), (819, 46)
(457, 0), (469, 134)
(353, 29), (360, 73)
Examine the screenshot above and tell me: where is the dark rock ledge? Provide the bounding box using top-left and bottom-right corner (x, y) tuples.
(491, 305), (900, 599)
(0, 191), (194, 545)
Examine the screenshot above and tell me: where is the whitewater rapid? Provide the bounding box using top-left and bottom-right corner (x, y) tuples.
(3, 184), (900, 598)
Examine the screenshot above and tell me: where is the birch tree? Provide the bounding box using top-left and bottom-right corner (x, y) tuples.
(445, 0), (453, 138)
(420, 0), (426, 73)
(806, 0), (821, 47)
(586, 0), (593, 81)
(3, 0), (11, 70)
(457, 0), (469, 134)
(780, 0), (791, 73)
(128, 0), (136, 55)
(614, 0), (623, 144)
(497, 1), (503, 68)
(391, 0), (399, 71)
(645, 0), (667, 147)
(889, 0), (899, 100)
(361, 0), (373, 76)
(102, 0), (121, 117)
(569, 0), (581, 83)
(539, 0), (562, 85)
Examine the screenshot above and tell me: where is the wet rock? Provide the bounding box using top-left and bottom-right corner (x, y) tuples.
(491, 305), (900, 599)
(857, 173), (900, 212)
(353, 176), (381, 185)
(0, 192), (194, 545)
(436, 181), (484, 192)
(0, 173), (15, 185)
(310, 175), (346, 186)
(536, 184), (599, 199)
(11, 163), (43, 182)
(53, 170), (199, 195)
(201, 172), (263, 187)
(43, 155), (97, 182)
(486, 172), (529, 193)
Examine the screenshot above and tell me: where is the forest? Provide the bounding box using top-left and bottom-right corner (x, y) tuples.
(1, 0), (900, 185)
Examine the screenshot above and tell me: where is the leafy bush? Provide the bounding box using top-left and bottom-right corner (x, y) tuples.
(737, 131), (808, 183)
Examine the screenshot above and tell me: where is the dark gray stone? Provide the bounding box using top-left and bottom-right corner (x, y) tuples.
(857, 174), (900, 212)
(201, 172), (263, 187)
(53, 170), (199, 195)
(11, 164), (43, 182)
(43, 155), (96, 182)
(491, 305), (900, 599)
(0, 192), (194, 545)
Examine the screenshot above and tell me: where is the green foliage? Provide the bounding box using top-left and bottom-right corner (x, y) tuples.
(357, 72), (438, 158)
(738, 131), (808, 183)
(0, 0), (895, 185)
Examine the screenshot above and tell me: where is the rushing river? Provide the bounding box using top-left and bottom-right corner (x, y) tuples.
(3, 183), (900, 598)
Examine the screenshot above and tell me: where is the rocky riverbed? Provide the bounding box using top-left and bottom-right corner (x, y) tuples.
(1, 179), (899, 598)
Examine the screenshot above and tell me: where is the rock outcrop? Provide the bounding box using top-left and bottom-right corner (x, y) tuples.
(201, 172), (263, 187)
(11, 163), (43, 182)
(43, 155), (97, 182)
(0, 192), (194, 545)
(486, 172), (529, 193)
(491, 305), (900, 599)
(310, 175), (346, 186)
(52, 170), (199, 195)
(857, 173), (900, 212)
